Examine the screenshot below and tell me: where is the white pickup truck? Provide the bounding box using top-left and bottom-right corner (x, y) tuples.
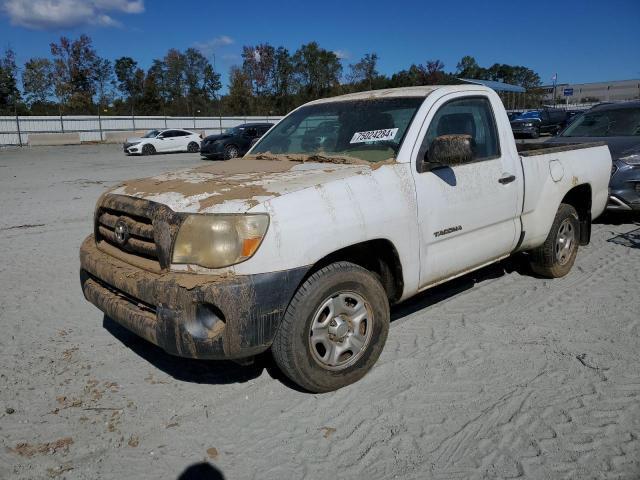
(80, 85), (612, 392)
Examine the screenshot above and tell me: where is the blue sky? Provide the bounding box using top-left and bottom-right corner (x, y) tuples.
(1, 0), (639, 91)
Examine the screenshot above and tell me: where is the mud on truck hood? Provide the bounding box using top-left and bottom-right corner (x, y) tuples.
(107, 157), (373, 214)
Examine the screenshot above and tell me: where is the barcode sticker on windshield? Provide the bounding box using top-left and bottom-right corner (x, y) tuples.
(350, 128), (398, 144)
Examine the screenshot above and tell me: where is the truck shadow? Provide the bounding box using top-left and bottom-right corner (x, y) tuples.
(391, 253), (531, 322)
(594, 210), (639, 226)
(102, 254), (534, 390)
(103, 316), (265, 385)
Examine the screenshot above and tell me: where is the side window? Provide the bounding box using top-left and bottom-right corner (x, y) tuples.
(161, 130), (176, 138)
(420, 97), (500, 163)
(245, 128), (258, 137)
(257, 126), (270, 137)
(174, 130), (188, 137)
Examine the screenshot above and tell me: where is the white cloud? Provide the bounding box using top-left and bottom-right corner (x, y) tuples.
(333, 49), (350, 60)
(2, 0), (144, 29)
(193, 35), (235, 56)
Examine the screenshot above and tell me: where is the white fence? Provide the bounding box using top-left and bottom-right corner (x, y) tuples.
(0, 115), (284, 146)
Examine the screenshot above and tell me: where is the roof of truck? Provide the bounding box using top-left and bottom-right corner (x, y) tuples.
(307, 84), (493, 105)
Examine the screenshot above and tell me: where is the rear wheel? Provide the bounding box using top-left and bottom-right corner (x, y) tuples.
(223, 144), (239, 160)
(272, 262), (390, 392)
(142, 144), (156, 156)
(187, 141), (199, 153)
(529, 203), (579, 278)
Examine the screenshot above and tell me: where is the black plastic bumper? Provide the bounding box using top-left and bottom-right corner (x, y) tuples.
(80, 236), (309, 360)
(200, 143), (224, 158)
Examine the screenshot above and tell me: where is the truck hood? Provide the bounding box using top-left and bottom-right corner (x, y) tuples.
(108, 157), (375, 214)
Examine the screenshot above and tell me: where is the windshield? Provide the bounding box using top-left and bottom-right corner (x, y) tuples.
(561, 107), (640, 137)
(144, 129), (160, 138)
(515, 111), (540, 120)
(250, 97), (424, 163)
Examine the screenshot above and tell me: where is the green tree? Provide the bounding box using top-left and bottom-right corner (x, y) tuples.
(50, 35), (100, 111)
(0, 47), (21, 112)
(93, 58), (113, 108)
(455, 55), (483, 78)
(114, 57), (143, 106)
(22, 58), (54, 106)
(292, 42), (342, 99)
(348, 53), (379, 89)
(224, 66), (252, 115)
(242, 43), (276, 96)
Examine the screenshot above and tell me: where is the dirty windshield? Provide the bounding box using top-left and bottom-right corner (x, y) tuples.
(250, 97), (424, 163)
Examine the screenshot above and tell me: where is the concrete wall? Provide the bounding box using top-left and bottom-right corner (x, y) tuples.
(28, 132), (81, 146)
(0, 115), (283, 146)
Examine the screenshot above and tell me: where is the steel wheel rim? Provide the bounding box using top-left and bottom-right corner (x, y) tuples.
(555, 218), (575, 265)
(308, 291), (373, 371)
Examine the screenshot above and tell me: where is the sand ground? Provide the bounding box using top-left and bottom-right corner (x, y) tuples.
(0, 144), (638, 479)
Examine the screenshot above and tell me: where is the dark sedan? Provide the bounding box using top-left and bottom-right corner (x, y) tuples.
(510, 109), (568, 138)
(546, 101), (640, 211)
(200, 123), (273, 160)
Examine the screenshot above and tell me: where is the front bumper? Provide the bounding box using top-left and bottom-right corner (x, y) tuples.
(80, 236), (308, 360)
(608, 161), (640, 210)
(510, 124), (538, 137)
(200, 141), (224, 158)
(123, 142), (141, 154)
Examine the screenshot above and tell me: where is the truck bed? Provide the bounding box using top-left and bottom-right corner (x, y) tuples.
(516, 141), (606, 157)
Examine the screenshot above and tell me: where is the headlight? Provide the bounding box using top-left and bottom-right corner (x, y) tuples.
(172, 214), (269, 268)
(620, 153), (640, 166)
(523, 122), (533, 127)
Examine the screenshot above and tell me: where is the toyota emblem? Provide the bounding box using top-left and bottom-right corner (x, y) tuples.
(114, 218), (130, 246)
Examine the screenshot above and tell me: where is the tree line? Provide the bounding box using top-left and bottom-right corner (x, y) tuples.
(0, 35), (544, 117)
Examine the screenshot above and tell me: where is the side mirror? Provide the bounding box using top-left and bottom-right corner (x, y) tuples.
(419, 134), (474, 172)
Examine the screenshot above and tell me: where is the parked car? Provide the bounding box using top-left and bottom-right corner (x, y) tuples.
(510, 109), (568, 138)
(546, 101), (640, 211)
(200, 123), (273, 160)
(124, 129), (202, 155)
(507, 111), (523, 121)
(80, 85), (611, 392)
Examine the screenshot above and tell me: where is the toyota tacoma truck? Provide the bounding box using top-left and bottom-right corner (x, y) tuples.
(80, 85), (612, 392)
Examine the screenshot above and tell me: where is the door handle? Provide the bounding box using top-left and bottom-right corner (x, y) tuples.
(498, 174), (516, 184)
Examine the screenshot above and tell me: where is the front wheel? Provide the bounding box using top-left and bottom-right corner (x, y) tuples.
(142, 144), (156, 156)
(529, 203), (580, 278)
(271, 262), (390, 392)
(223, 144), (239, 160)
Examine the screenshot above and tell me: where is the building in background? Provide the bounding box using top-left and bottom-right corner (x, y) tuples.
(542, 79), (640, 106)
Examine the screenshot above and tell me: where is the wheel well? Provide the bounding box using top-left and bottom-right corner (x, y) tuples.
(561, 183), (592, 244)
(303, 239), (404, 303)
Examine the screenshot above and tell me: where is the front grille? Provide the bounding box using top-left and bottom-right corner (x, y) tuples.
(94, 194), (186, 271)
(97, 208), (158, 260)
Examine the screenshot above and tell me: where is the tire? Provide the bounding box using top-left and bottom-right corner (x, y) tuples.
(223, 144), (239, 160)
(531, 128), (540, 139)
(142, 144), (156, 156)
(529, 203), (580, 278)
(272, 261), (390, 393)
(187, 141), (199, 153)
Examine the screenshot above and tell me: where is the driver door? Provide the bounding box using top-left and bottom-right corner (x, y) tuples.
(412, 93), (522, 288)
